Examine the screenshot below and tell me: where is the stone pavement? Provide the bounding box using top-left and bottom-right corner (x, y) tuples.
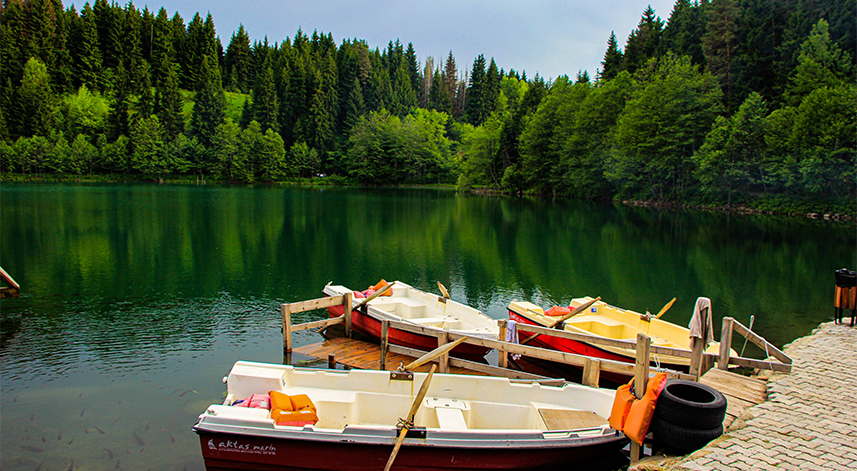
(668, 320), (857, 471)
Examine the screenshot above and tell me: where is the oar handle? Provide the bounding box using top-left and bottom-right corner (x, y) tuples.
(383, 364), (437, 471)
(520, 297), (601, 345)
(352, 281), (396, 311)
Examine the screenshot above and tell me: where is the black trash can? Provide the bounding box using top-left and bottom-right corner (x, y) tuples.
(834, 269), (856, 326)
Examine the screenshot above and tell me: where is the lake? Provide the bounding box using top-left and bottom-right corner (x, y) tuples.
(1, 183), (853, 470)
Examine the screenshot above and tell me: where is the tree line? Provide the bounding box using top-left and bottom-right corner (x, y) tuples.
(0, 0), (854, 210)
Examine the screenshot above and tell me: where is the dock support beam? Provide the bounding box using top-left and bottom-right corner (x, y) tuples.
(719, 317), (734, 370)
(630, 333), (651, 465)
(380, 320), (390, 370)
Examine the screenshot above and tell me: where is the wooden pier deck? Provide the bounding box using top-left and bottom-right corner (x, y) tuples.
(293, 337), (490, 376)
(699, 367), (767, 429)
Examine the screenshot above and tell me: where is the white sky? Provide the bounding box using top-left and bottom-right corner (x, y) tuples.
(68, 0), (680, 80)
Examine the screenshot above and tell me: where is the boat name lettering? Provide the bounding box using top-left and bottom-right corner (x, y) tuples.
(209, 439), (277, 455)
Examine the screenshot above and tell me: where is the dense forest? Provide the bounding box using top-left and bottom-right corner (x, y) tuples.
(0, 0), (854, 212)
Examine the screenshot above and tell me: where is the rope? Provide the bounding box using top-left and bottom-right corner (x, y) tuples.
(397, 417), (414, 430)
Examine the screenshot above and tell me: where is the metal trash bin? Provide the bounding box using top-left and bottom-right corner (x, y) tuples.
(834, 268), (856, 326)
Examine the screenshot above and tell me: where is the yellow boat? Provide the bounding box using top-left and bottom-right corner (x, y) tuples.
(508, 297), (730, 377)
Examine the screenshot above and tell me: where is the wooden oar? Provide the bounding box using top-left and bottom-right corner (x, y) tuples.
(654, 297), (676, 319)
(401, 336), (469, 371)
(383, 364), (437, 471)
(520, 297), (601, 345)
(437, 281), (451, 300)
(352, 281), (396, 311)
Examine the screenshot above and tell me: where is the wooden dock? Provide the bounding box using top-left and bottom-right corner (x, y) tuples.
(699, 367), (767, 429)
(293, 337), (489, 375)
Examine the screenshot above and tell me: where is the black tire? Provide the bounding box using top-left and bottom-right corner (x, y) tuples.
(653, 379), (727, 430)
(650, 416), (723, 453)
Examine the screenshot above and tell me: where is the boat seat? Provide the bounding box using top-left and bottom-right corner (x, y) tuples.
(407, 317), (446, 326)
(435, 407), (468, 430)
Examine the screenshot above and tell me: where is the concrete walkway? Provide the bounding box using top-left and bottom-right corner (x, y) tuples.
(662, 320), (857, 470)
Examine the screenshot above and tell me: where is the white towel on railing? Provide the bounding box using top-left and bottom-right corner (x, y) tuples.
(688, 297), (714, 345)
(506, 320), (522, 360)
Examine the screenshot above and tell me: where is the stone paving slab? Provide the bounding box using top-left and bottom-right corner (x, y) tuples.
(657, 321), (857, 470)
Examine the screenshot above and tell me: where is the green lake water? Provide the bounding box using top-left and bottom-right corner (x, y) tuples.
(1, 183), (854, 470)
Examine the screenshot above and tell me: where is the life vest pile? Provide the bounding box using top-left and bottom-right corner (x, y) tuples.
(269, 390), (319, 426)
(608, 372), (667, 445)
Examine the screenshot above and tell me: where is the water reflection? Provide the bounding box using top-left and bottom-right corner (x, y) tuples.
(1, 183), (853, 470)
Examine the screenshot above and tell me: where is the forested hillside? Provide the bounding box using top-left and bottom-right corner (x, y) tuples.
(0, 0), (854, 211)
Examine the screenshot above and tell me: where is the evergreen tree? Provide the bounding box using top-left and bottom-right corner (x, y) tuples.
(107, 61), (131, 139)
(443, 51), (460, 118)
(252, 55), (279, 132)
(76, 2), (103, 91)
(660, 0), (706, 68)
(225, 24), (252, 92)
(702, 0), (739, 108)
(600, 31), (624, 80)
(785, 19), (853, 106)
(155, 53), (183, 139)
(483, 58), (501, 117)
(465, 54), (487, 125)
(623, 6), (664, 74)
(190, 54), (226, 150)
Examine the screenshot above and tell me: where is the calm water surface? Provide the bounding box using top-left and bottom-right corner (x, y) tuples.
(1, 183), (854, 470)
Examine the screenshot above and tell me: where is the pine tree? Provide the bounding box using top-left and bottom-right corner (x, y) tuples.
(443, 52), (460, 118)
(77, 2), (103, 91)
(465, 54), (487, 124)
(154, 53), (183, 139)
(483, 58), (501, 118)
(252, 54), (279, 132)
(661, 0), (706, 68)
(225, 24), (252, 92)
(190, 54), (226, 149)
(600, 31), (624, 80)
(624, 6), (664, 74)
(785, 19), (854, 106)
(703, 0), (739, 107)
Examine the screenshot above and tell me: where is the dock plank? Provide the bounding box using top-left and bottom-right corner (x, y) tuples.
(699, 368), (768, 430)
(293, 337), (488, 375)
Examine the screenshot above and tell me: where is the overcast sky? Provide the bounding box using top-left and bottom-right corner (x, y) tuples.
(73, 0), (680, 80)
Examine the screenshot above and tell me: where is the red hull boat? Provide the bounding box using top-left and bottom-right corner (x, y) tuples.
(194, 362), (627, 471)
(197, 430), (624, 471)
(323, 281), (498, 361)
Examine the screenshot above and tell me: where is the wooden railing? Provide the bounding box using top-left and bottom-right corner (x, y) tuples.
(280, 298), (791, 380)
(716, 317), (792, 373)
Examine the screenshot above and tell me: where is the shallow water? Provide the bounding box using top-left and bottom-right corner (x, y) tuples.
(1, 183), (853, 470)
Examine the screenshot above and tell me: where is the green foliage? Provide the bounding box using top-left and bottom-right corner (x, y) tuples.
(785, 19), (854, 106)
(54, 85), (109, 140)
(611, 54), (723, 199)
(346, 108), (453, 185)
(19, 57), (54, 137)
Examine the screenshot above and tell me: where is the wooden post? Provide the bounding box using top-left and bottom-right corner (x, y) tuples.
(281, 303), (293, 353)
(380, 320), (390, 371)
(689, 337), (704, 381)
(437, 332), (450, 374)
(582, 358), (601, 387)
(718, 317), (734, 370)
(343, 294), (352, 338)
(497, 320), (509, 370)
(630, 333), (651, 465)
(328, 354), (336, 369)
